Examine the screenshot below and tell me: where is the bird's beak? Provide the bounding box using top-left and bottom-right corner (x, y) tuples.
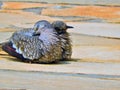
(66, 25), (74, 29)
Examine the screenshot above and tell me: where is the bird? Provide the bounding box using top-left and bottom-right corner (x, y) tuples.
(2, 20), (62, 64)
(52, 21), (73, 60)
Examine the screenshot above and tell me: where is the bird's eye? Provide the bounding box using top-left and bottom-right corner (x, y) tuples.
(36, 27), (39, 31)
(34, 26), (39, 31)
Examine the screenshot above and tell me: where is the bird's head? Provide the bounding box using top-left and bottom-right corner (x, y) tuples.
(33, 20), (53, 36)
(52, 21), (73, 34)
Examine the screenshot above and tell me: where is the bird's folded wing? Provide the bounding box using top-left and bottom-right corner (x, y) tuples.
(11, 33), (43, 60)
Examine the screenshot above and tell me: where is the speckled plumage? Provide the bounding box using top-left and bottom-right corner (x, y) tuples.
(52, 21), (73, 60)
(2, 20), (62, 63)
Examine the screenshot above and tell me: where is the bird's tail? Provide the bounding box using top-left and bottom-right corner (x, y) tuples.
(0, 42), (7, 51)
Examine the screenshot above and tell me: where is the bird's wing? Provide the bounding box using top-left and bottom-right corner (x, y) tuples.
(0, 28), (34, 52)
(10, 32), (43, 60)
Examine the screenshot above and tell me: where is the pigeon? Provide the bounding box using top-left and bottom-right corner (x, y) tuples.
(2, 20), (62, 63)
(52, 21), (73, 60)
